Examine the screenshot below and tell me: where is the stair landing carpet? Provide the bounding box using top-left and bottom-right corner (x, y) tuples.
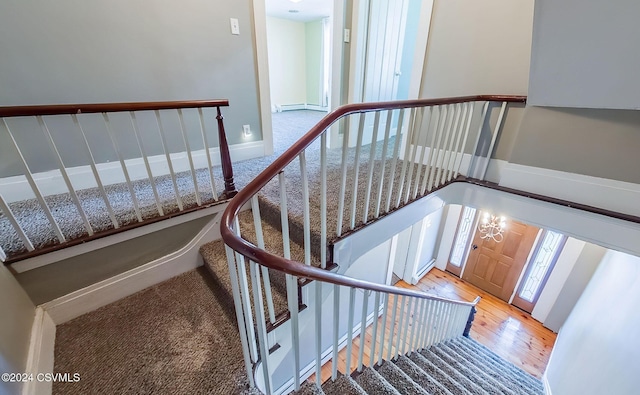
(53, 267), (259, 395)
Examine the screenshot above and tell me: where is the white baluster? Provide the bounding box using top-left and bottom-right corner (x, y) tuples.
(345, 287), (356, 374)
(286, 273), (300, 390)
(0, 192), (34, 252)
(480, 102), (508, 181)
(369, 291), (381, 367)
(374, 110), (393, 219)
(320, 133), (327, 268)
(439, 104), (463, 185)
(403, 110), (421, 204)
(279, 172), (291, 260)
(249, 259), (273, 394)
(411, 108), (429, 199)
(349, 113), (367, 230)
(71, 115), (119, 229)
(299, 151), (311, 266)
(130, 112), (164, 216)
(454, 104), (475, 178)
(396, 108), (417, 208)
(3, 119), (66, 243)
(336, 118), (350, 237)
(251, 195), (276, 323)
(384, 108), (405, 213)
(223, 245), (255, 387)
(377, 293), (390, 366)
(315, 281), (322, 385)
(465, 102), (490, 178)
(102, 113), (142, 222)
(362, 112), (381, 223)
(154, 110), (184, 211)
(38, 116), (94, 236)
(394, 295), (406, 358)
(401, 296), (414, 354)
(177, 109), (201, 206)
(332, 284), (340, 380)
(445, 103), (467, 182)
(426, 105), (452, 192)
(433, 104), (459, 189)
(357, 290), (369, 371)
(233, 217), (258, 362)
(387, 294), (399, 360)
(197, 108), (218, 200)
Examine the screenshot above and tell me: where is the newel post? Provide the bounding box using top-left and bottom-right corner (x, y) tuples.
(216, 106), (237, 199)
(463, 306), (477, 337)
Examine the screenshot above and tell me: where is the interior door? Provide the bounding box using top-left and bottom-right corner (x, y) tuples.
(462, 219), (539, 302)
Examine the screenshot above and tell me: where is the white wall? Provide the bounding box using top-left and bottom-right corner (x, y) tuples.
(0, 265), (36, 395)
(545, 250), (640, 395)
(528, 0), (640, 109)
(344, 239), (392, 285)
(266, 16), (307, 107)
(420, 0), (534, 98)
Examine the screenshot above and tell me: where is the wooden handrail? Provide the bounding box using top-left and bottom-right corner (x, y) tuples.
(220, 95), (527, 306)
(0, 99), (230, 117)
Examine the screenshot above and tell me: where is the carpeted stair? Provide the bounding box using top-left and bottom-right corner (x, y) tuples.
(297, 337), (544, 395)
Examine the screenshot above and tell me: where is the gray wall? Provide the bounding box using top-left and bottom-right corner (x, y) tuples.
(509, 106), (640, 184)
(0, 264), (36, 395)
(528, 0), (640, 109)
(0, 0), (262, 176)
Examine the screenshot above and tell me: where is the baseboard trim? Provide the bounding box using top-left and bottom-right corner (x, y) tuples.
(542, 373), (552, 395)
(22, 307), (56, 395)
(0, 141), (264, 203)
(41, 214), (222, 325)
(499, 163), (640, 217)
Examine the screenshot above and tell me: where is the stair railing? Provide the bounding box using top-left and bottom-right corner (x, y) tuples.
(221, 95), (525, 394)
(0, 100), (236, 263)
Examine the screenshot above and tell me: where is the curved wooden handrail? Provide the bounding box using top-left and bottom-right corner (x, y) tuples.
(221, 95), (526, 306)
(0, 99), (230, 117)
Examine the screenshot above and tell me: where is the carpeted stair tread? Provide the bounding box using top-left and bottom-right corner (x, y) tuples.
(199, 237), (289, 322)
(429, 344), (515, 395)
(418, 348), (490, 395)
(408, 351), (471, 395)
(294, 382), (324, 395)
(394, 355), (454, 395)
(354, 367), (402, 395)
(437, 344), (515, 395)
(447, 339), (542, 395)
(376, 360), (430, 395)
(321, 374), (367, 395)
(440, 342), (531, 395)
(453, 337), (544, 391)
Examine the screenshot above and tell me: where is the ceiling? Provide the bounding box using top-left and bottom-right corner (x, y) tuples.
(265, 0), (332, 23)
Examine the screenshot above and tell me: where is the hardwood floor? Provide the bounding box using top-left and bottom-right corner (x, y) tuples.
(313, 268), (556, 383)
(399, 268), (556, 378)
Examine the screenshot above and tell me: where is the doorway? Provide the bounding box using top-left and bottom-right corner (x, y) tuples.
(446, 206), (566, 313)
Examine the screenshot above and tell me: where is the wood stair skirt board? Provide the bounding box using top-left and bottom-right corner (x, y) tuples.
(293, 337), (543, 395)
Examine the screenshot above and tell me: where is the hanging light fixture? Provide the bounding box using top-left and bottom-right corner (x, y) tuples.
(478, 212), (507, 242)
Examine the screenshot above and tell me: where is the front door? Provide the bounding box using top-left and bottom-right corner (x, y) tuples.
(462, 219), (539, 302)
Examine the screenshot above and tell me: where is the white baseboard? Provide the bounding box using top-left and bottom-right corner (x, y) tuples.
(542, 373), (552, 395)
(41, 213), (222, 325)
(272, 104), (329, 113)
(0, 141), (264, 203)
(22, 308), (56, 395)
(11, 204), (226, 273)
(499, 163), (640, 217)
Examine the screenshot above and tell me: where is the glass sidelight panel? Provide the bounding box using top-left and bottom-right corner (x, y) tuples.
(518, 230), (564, 302)
(449, 206), (477, 267)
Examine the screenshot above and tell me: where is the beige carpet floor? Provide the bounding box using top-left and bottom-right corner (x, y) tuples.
(53, 268), (259, 395)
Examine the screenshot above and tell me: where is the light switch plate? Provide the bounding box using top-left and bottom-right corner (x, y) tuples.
(230, 18), (240, 35)
(344, 28), (350, 43)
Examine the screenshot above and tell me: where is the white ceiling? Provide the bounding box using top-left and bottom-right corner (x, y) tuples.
(265, 0), (332, 23)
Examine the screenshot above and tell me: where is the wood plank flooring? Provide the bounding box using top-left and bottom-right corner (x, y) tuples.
(312, 268), (556, 384)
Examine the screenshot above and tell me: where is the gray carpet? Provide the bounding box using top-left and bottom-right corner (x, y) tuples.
(306, 337), (544, 395)
(0, 110), (325, 260)
(53, 267), (260, 395)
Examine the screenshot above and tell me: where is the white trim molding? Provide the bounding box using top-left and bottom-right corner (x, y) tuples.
(542, 372), (552, 395)
(41, 214), (222, 325)
(500, 163), (640, 217)
(22, 308), (56, 395)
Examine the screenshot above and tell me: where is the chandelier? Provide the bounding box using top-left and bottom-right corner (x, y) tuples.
(478, 212), (507, 242)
